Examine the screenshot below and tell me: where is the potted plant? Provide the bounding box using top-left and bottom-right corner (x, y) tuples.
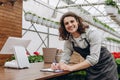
(46, 19), (52, 27)
(114, 9), (120, 22)
(24, 12), (33, 21)
(53, 22), (59, 29)
(41, 17), (47, 26)
(104, 0), (118, 15)
(31, 14), (38, 23)
(36, 16), (43, 24)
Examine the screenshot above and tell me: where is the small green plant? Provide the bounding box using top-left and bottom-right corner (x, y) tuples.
(93, 17), (115, 32)
(28, 52), (43, 63)
(106, 37), (120, 43)
(105, 0), (117, 7)
(28, 55), (43, 63)
(7, 52), (44, 63)
(118, 9), (120, 14)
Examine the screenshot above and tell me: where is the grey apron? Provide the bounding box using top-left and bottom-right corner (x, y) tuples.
(72, 38), (118, 80)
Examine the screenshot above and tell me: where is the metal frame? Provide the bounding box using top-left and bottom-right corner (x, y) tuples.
(23, 0), (120, 52)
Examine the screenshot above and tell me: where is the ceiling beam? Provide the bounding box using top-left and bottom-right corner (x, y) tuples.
(57, 2), (105, 9)
(61, 0), (120, 38)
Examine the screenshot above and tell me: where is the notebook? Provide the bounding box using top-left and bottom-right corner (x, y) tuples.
(40, 68), (63, 73)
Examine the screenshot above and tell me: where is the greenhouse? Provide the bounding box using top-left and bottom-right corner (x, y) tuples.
(0, 0), (120, 80)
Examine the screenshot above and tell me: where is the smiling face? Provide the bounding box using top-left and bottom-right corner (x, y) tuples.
(64, 16), (79, 35)
(59, 12), (86, 40)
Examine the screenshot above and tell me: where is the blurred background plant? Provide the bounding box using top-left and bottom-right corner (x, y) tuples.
(8, 51), (43, 63)
(28, 52), (43, 63)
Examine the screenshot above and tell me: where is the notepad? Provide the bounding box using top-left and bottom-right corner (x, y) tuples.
(40, 68), (63, 73)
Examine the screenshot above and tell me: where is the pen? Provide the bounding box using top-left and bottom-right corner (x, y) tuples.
(52, 59), (63, 72)
(52, 59), (56, 66)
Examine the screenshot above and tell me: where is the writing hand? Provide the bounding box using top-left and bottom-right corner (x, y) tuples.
(51, 62), (60, 70)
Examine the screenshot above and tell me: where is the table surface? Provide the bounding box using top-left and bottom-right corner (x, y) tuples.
(0, 62), (70, 80)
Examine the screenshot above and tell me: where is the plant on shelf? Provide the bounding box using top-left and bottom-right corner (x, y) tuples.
(93, 17), (115, 32)
(31, 14), (38, 23)
(104, 0), (118, 15)
(106, 37), (120, 43)
(118, 10), (120, 14)
(115, 9), (120, 22)
(24, 12), (33, 21)
(105, 0), (117, 7)
(36, 16), (43, 24)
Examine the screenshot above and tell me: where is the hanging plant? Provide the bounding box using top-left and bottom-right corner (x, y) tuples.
(105, 0), (117, 7)
(31, 14), (38, 23)
(42, 18), (47, 26)
(24, 11), (59, 29)
(106, 37), (120, 43)
(46, 19), (52, 27)
(93, 17), (115, 32)
(36, 16), (43, 24)
(104, 0), (118, 15)
(24, 12), (33, 21)
(54, 22), (59, 29)
(118, 10), (120, 14)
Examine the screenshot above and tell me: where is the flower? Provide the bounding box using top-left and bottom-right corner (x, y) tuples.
(28, 51), (43, 63)
(7, 51), (43, 63)
(33, 51), (40, 56)
(112, 52), (120, 59)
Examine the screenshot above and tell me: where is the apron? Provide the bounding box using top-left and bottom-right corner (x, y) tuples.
(72, 38), (118, 80)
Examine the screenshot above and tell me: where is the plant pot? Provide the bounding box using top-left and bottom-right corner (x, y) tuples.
(54, 23), (59, 29)
(46, 20), (52, 27)
(36, 17), (43, 24)
(25, 13), (33, 21)
(42, 19), (47, 26)
(115, 14), (120, 22)
(105, 5), (117, 15)
(51, 22), (56, 28)
(32, 15), (38, 23)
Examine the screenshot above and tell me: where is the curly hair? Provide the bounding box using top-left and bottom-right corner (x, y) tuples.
(59, 12), (88, 40)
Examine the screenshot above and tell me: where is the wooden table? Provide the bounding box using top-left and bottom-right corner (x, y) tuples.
(0, 62), (70, 80)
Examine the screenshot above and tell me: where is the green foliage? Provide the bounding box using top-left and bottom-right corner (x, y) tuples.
(28, 55), (43, 63)
(93, 17), (115, 32)
(48, 71), (86, 80)
(8, 55), (44, 63)
(105, 0), (117, 7)
(116, 58), (120, 67)
(118, 9), (120, 14)
(106, 37), (120, 43)
(48, 59), (120, 80)
(116, 58), (120, 78)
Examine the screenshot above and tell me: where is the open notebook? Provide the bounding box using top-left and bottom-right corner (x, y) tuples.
(40, 68), (63, 73)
